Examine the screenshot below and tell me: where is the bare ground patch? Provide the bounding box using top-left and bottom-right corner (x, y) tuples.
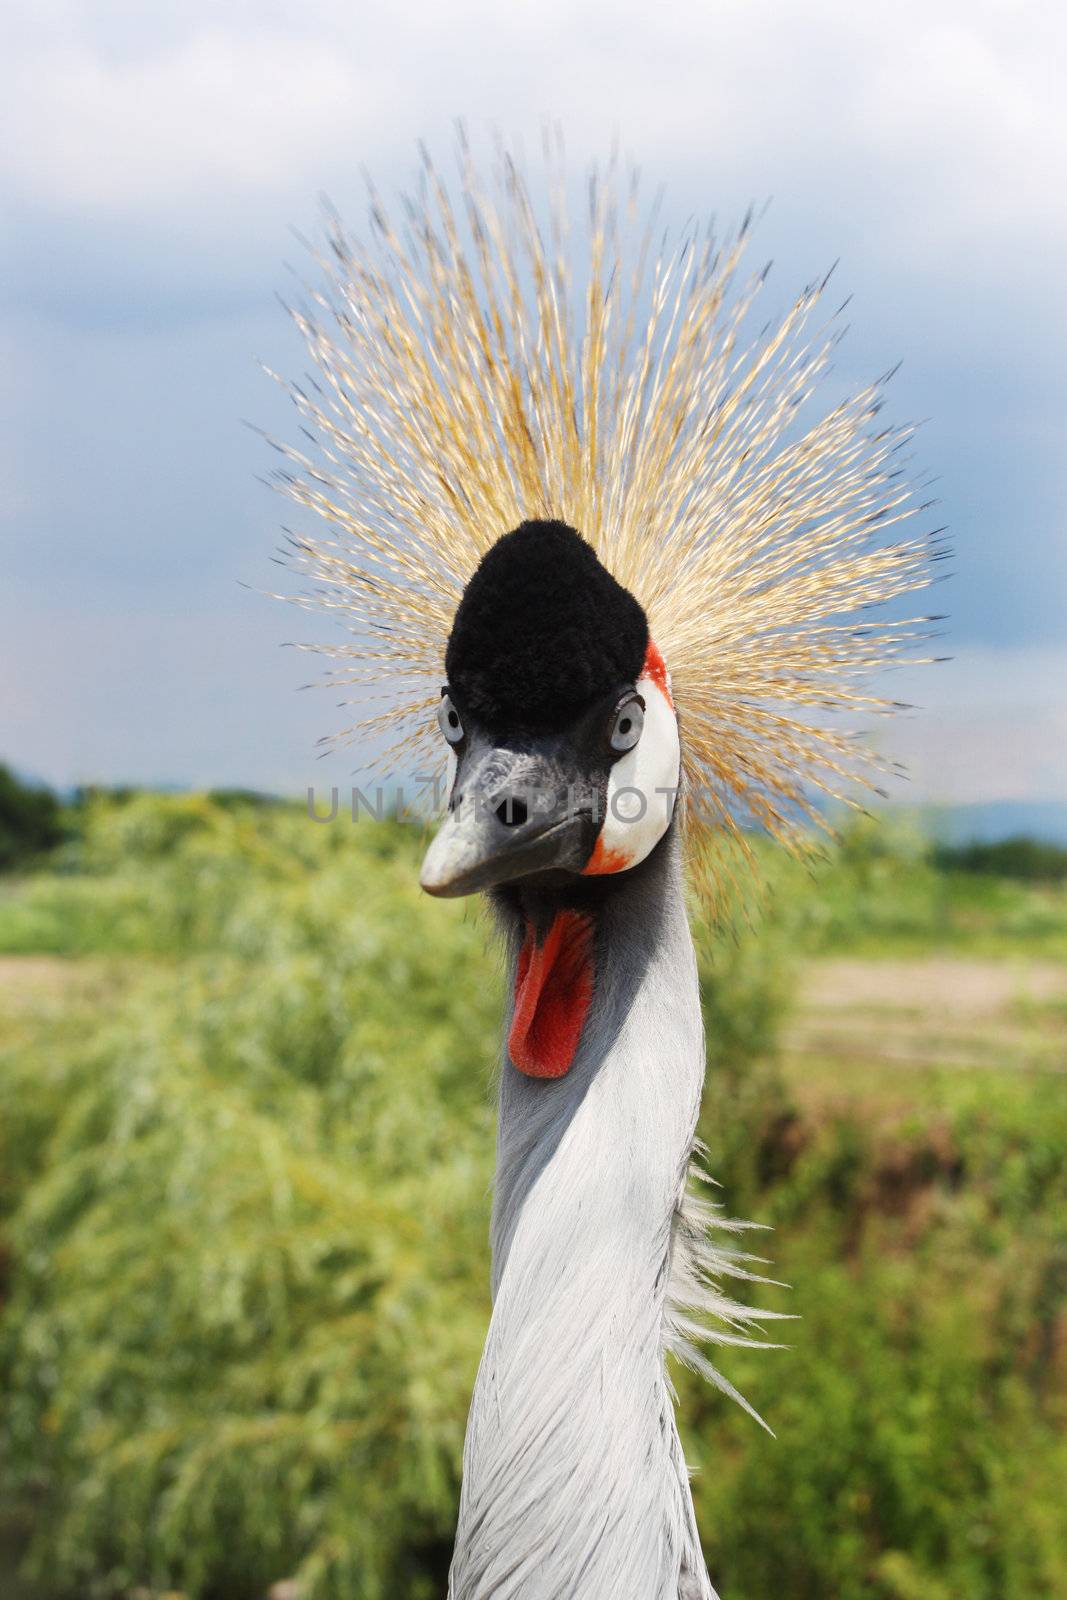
(786, 956), (1067, 1074)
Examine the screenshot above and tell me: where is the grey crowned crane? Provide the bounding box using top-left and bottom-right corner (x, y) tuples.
(422, 518), (745, 1600)
(272, 140), (937, 1600)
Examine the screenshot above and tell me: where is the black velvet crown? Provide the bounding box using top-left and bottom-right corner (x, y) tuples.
(444, 520), (649, 737)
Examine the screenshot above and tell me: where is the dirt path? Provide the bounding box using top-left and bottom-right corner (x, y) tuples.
(0, 954), (92, 993)
(786, 955), (1067, 1074)
(0, 955), (124, 1048)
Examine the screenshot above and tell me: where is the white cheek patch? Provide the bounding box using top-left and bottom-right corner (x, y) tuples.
(584, 669), (681, 875)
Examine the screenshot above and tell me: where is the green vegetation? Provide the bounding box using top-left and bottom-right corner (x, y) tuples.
(935, 835), (1067, 884)
(0, 765), (64, 871)
(1, 794), (1065, 1599)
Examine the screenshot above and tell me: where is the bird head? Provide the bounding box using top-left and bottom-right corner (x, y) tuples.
(420, 521), (681, 901)
(274, 148), (937, 1075)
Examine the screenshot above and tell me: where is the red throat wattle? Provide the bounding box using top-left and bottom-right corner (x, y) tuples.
(508, 910), (594, 1078)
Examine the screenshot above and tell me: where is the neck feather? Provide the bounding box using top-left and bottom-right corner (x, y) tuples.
(449, 830), (718, 1600)
(490, 828), (703, 1290)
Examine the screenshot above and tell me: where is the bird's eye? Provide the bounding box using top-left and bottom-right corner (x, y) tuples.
(609, 696), (644, 753)
(437, 692), (465, 746)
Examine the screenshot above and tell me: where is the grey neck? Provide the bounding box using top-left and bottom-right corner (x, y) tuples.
(449, 828), (716, 1600)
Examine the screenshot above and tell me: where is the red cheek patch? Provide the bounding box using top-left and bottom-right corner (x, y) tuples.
(582, 834), (632, 876)
(641, 639), (673, 707)
(508, 910), (594, 1079)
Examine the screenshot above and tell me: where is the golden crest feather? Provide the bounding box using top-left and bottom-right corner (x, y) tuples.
(267, 133), (939, 852)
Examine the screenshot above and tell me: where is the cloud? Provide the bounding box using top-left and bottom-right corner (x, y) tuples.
(878, 648), (1067, 805)
(3, 29), (375, 214)
(6, 0), (1065, 259)
(0, 589), (318, 792)
(3, 0), (1065, 796)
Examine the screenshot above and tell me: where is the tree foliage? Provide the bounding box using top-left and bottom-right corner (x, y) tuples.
(0, 764), (63, 871)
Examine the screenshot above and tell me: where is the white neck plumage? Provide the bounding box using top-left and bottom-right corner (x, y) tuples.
(448, 828), (726, 1600)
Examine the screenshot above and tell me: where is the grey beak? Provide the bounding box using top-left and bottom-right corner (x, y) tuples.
(420, 740), (594, 898)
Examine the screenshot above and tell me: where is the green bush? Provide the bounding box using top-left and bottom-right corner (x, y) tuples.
(0, 764), (64, 871)
(1, 796), (1065, 1597)
(683, 1074), (1067, 1600)
(1, 797), (498, 1598)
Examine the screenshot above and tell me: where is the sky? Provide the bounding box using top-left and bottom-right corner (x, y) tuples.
(2, 0), (1065, 808)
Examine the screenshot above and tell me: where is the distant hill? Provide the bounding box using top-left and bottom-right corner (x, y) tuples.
(898, 801), (1067, 848)
(819, 798), (1067, 848)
